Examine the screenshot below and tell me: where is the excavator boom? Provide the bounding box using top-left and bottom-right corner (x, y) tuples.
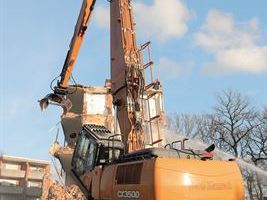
(39, 0), (96, 113)
(110, 0), (145, 152)
(58, 0), (96, 92)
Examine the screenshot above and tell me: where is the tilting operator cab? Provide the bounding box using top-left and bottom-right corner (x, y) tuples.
(71, 124), (124, 178)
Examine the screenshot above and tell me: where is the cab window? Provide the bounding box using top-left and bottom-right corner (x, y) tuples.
(72, 133), (97, 176)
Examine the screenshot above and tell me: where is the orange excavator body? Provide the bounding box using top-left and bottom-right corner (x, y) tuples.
(154, 159), (243, 200)
(93, 159), (244, 200)
(71, 125), (244, 200)
(40, 0), (245, 199)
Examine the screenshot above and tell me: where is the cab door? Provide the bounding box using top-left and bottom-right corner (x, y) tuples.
(72, 132), (97, 178)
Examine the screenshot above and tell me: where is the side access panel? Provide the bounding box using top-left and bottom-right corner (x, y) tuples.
(154, 158), (244, 200)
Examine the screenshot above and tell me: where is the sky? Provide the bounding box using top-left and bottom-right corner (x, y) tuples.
(1, 0), (267, 160)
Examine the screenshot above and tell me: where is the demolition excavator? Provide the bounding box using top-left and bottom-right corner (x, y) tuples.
(40, 0), (244, 199)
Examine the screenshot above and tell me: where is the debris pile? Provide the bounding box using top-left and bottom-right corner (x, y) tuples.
(42, 182), (86, 200)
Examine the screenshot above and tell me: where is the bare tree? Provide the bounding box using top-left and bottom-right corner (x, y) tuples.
(212, 90), (260, 158)
(167, 113), (215, 143)
(193, 114), (215, 144)
(244, 110), (267, 200)
(173, 113), (199, 138)
(167, 90), (267, 199)
(213, 92), (267, 200)
(263, 107), (267, 120)
(247, 120), (267, 165)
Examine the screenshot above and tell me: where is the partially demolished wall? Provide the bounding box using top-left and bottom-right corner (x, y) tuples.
(62, 84), (114, 147)
(51, 83), (116, 187)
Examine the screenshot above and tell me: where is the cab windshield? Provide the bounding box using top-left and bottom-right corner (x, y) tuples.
(72, 133), (97, 176)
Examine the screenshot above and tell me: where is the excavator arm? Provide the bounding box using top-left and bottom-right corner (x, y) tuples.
(57, 0), (96, 92)
(39, 0), (96, 112)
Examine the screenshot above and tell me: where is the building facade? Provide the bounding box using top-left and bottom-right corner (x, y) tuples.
(0, 155), (50, 200)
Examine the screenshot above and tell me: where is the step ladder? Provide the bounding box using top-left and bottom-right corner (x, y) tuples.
(139, 41), (165, 147)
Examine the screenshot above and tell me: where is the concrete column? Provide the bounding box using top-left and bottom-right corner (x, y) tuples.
(22, 162), (29, 199)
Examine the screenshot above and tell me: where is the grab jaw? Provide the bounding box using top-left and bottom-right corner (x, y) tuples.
(39, 93), (72, 114)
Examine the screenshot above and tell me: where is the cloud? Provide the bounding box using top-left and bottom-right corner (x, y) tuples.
(134, 0), (190, 41)
(94, 0), (190, 41)
(194, 10), (267, 74)
(154, 57), (191, 80)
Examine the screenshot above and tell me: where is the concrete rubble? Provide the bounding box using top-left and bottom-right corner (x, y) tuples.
(42, 182), (86, 200)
